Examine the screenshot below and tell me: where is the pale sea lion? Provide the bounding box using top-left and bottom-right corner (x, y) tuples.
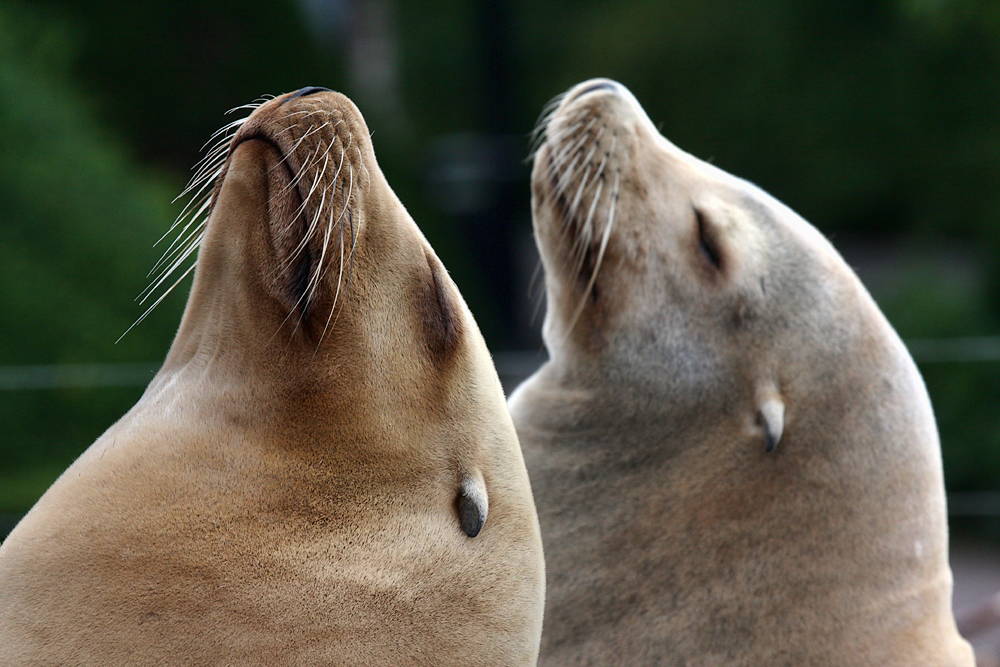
(509, 78), (974, 665)
(0, 88), (544, 666)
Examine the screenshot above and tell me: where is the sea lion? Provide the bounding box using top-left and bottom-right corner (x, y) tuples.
(0, 88), (544, 666)
(509, 78), (974, 666)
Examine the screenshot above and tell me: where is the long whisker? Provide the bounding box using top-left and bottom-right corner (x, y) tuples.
(319, 166), (354, 347)
(117, 262), (198, 344)
(536, 95), (624, 344)
(529, 93), (572, 159)
(284, 149), (330, 270)
(563, 168), (619, 342)
(571, 178), (604, 277)
(120, 100), (260, 340)
(124, 95), (362, 346)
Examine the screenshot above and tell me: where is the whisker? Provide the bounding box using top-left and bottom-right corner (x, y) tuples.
(319, 167), (354, 347)
(563, 169), (619, 341)
(116, 263), (198, 343)
(571, 178), (604, 277)
(301, 184), (331, 306)
(567, 164), (594, 222)
(356, 146), (370, 191)
(318, 189), (346, 348)
(280, 136), (324, 196)
(225, 97), (270, 116)
(528, 93), (570, 157)
(140, 229), (204, 305)
(283, 154), (328, 271)
(199, 117), (248, 152)
(536, 108), (587, 153)
(547, 118), (592, 170)
(119, 102), (257, 340)
(155, 168), (221, 254)
(144, 195), (212, 285)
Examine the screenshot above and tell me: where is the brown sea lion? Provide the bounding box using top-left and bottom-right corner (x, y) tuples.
(0, 87), (544, 666)
(509, 78), (974, 666)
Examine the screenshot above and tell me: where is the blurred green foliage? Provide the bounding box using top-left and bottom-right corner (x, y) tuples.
(0, 2), (182, 501)
(0, 0), (343, 513)
(2, 0), (1000, 516)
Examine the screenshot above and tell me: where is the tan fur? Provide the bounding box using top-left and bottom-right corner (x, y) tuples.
(0, 90), (544, 666)
(510, 79), (973, 666)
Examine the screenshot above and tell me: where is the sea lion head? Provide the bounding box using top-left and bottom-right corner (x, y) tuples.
(515, 79), (972, 663)
(531, 78), (857, 421)
(163, 87), (518, 473)
(168, 87), (463, 380)
(0, 88), (544, 665)
(529, 78), (930, 452)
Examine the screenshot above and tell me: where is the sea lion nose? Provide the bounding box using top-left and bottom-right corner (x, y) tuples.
(572, 80), (620, 101)
(281, 86), (333, 105)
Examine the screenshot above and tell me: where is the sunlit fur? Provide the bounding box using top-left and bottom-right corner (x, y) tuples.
(0, 90), (544, 666)
(511, 79), (974, 666)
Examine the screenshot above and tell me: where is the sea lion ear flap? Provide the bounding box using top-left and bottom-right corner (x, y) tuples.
(758, 395), (785, 453)
(457, 474), (489, 538)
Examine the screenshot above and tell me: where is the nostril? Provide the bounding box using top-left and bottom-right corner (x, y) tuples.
(572, 80), (619, 101)
(281, 86), (333, 105)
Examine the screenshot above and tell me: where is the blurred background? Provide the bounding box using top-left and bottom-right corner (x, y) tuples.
(3, 0), (1000, 654)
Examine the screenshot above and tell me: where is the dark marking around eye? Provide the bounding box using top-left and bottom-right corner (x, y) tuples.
(695, 207), (722, 271)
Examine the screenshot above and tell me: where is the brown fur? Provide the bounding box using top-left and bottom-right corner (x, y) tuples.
(0, 90), (544, 666)
(510, 79), (974, 666)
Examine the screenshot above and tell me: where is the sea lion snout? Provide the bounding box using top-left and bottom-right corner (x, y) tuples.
(203, 90), (378, 336)
(568, 78), (620, 102)
(281, 86), (334, 104)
